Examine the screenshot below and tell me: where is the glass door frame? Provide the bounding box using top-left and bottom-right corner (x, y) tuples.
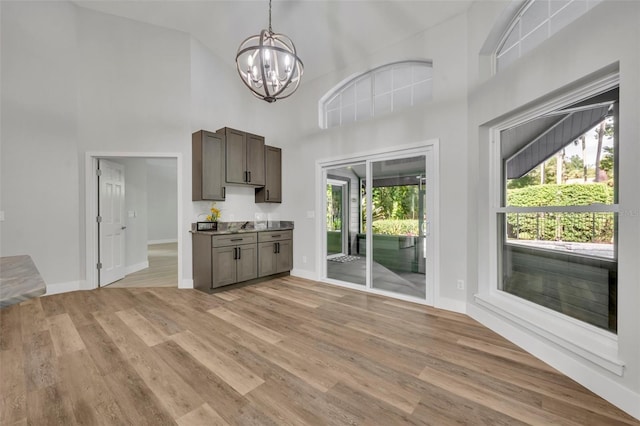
(318, 142), (439, 306)
(326, 177), (349, 258)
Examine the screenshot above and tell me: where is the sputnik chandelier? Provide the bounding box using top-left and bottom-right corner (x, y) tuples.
(235, 0), (304, 103)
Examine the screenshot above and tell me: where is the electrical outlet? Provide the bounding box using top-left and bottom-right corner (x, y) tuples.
(0, 211), (4, 221)
(306, 211), (315, 219)
(456, 279), (465, 290)
(302, 256), (308, 264)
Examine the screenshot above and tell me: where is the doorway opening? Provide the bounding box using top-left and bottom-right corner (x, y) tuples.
(319, 143), (438, 305)
(326, 177), (349, 259)
(85, 153), (182, 289)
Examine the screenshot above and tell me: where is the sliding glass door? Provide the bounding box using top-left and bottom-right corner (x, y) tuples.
(370, 156), (427, 298)
(322, 148), (435, 302)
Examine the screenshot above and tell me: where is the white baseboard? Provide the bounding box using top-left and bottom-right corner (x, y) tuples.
(467, 303), (640, 421)
(179, 278), (193, 289)
(125, 261), (149, 275)
(435, 296), (467, 314)
(290, 269), (318, 281)
(46, 280), (82, 296)
(148, 239), (177, 245)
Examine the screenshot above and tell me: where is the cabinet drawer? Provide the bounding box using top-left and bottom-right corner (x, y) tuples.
(258, 230), (292, 242)
(212, 233), (257, 247)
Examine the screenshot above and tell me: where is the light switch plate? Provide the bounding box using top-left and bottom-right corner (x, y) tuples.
(306, 210), (315, 219)
(0, 211), (4, 221)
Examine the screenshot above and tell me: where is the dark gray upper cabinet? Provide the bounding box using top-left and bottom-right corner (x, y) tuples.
(255, 145), (282, 203)
(192, 130), (226, 201)
(217, 127), (265, 186)
(246, 133), (265, 186)
(222, 128), (246, 184)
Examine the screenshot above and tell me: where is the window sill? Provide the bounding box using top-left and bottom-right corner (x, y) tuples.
(473, 291), (624, 376)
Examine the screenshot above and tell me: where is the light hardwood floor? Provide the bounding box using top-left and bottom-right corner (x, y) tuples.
(108, 243), (178, 288)
(1, 276), (637, 425)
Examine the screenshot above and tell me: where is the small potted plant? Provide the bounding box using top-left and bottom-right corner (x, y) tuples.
(197, 202), (221, 231)
(206, 202), (221, 223)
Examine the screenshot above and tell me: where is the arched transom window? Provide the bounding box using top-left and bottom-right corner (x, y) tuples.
(320, 61), (433, 129)
(496, 0), (602, 72)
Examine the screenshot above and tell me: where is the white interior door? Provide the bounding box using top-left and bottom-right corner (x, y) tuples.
(98, 159), (126, 286)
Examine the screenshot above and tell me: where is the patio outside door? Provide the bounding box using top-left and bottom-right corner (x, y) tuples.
(326, 179), (348, 257)
(321, 145), (436, 304)
(326, 167), (367, 286)
(370, 155), (427, 299)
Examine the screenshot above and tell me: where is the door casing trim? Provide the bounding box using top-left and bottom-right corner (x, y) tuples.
(85, 152), (183, 290)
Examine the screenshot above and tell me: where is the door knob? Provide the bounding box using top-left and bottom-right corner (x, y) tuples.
(121, 226), (127, 230)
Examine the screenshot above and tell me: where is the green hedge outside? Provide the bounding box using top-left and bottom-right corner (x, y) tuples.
(506, 184), (614, 243)
(372, 219), (419, 236)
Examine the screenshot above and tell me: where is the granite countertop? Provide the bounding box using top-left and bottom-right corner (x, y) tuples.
(0, 255), (47, 309)
(190, 220), (294, 235)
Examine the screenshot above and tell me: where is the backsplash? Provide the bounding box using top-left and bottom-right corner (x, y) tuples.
(193, 185), (281, 222)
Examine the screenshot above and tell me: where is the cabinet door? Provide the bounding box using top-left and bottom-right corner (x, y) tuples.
(266, 146), (281, 202)
(246, 133), (265, 186)
(256, 145), (281, 203)
(202, 132), (226, 200)
(193, 130), (226, 201)
(212, 246), (236, 288)
(225, 128), (247, 184)
(276, 240), (293, 274)
(236, 244), (258, 283)
(258, 241), (277, 277)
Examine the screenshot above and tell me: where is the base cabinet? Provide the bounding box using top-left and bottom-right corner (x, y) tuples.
(275, 240), (292, 273)
(211, 234), (257, 289)
(211, 246), (235, 287)
(235, 244), (258, 283)
(193, 229), (291, 292)
(257, 231), (293, 278)
(212, 244), (257, 288)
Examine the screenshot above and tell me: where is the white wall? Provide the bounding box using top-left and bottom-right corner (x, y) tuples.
(189, 37), (286, 226)
(0, 1), (81, 292)
(275, 12), (470, 308)
(146, 158), (177, 243)
(76, 6), (194, 288)
(467, 0), (640, 418)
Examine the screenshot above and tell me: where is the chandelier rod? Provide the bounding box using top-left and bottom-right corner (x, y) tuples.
(268, 0), (272, 33)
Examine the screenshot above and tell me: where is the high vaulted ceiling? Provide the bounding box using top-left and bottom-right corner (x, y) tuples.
(73, 0), (474, 83)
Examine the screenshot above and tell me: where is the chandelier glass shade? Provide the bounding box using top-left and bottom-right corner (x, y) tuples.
(235, 1), (303, 103)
